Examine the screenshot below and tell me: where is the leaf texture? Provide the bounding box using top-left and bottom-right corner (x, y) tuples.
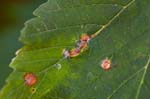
(0, 0), (150, 99)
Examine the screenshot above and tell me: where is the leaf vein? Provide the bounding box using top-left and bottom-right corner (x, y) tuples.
(92, 0), (135, 38)
(135, 56), (150, 99)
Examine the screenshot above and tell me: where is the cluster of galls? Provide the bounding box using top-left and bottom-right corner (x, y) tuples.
(63, 34), (91, 58)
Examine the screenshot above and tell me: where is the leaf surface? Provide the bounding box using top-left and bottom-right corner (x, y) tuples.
(0, 0), (150, 99)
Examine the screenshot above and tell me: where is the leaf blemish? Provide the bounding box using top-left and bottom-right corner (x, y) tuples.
(30, 87), (36, 94)
(55, 63), (62, 70)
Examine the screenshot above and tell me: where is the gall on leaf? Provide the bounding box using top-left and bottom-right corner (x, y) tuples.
(69, 48), (80, 57)
(76, 40), (88, 50)
(80, 34), (91, 42)
(63, 48), (81, 58)
(101, 58), (111, 70)
(62, 49), (70, 58)
(24, 73), (37, 86)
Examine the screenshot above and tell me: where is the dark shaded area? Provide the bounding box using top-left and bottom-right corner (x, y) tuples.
(0, 0), (46, 88)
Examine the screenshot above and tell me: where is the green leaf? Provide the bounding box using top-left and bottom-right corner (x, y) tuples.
(0, 0), (150, 99)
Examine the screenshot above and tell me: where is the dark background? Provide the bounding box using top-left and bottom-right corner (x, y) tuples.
(0, 0), (46, 89)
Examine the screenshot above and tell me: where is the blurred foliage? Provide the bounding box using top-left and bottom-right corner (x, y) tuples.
(0, 0), (46, 88)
